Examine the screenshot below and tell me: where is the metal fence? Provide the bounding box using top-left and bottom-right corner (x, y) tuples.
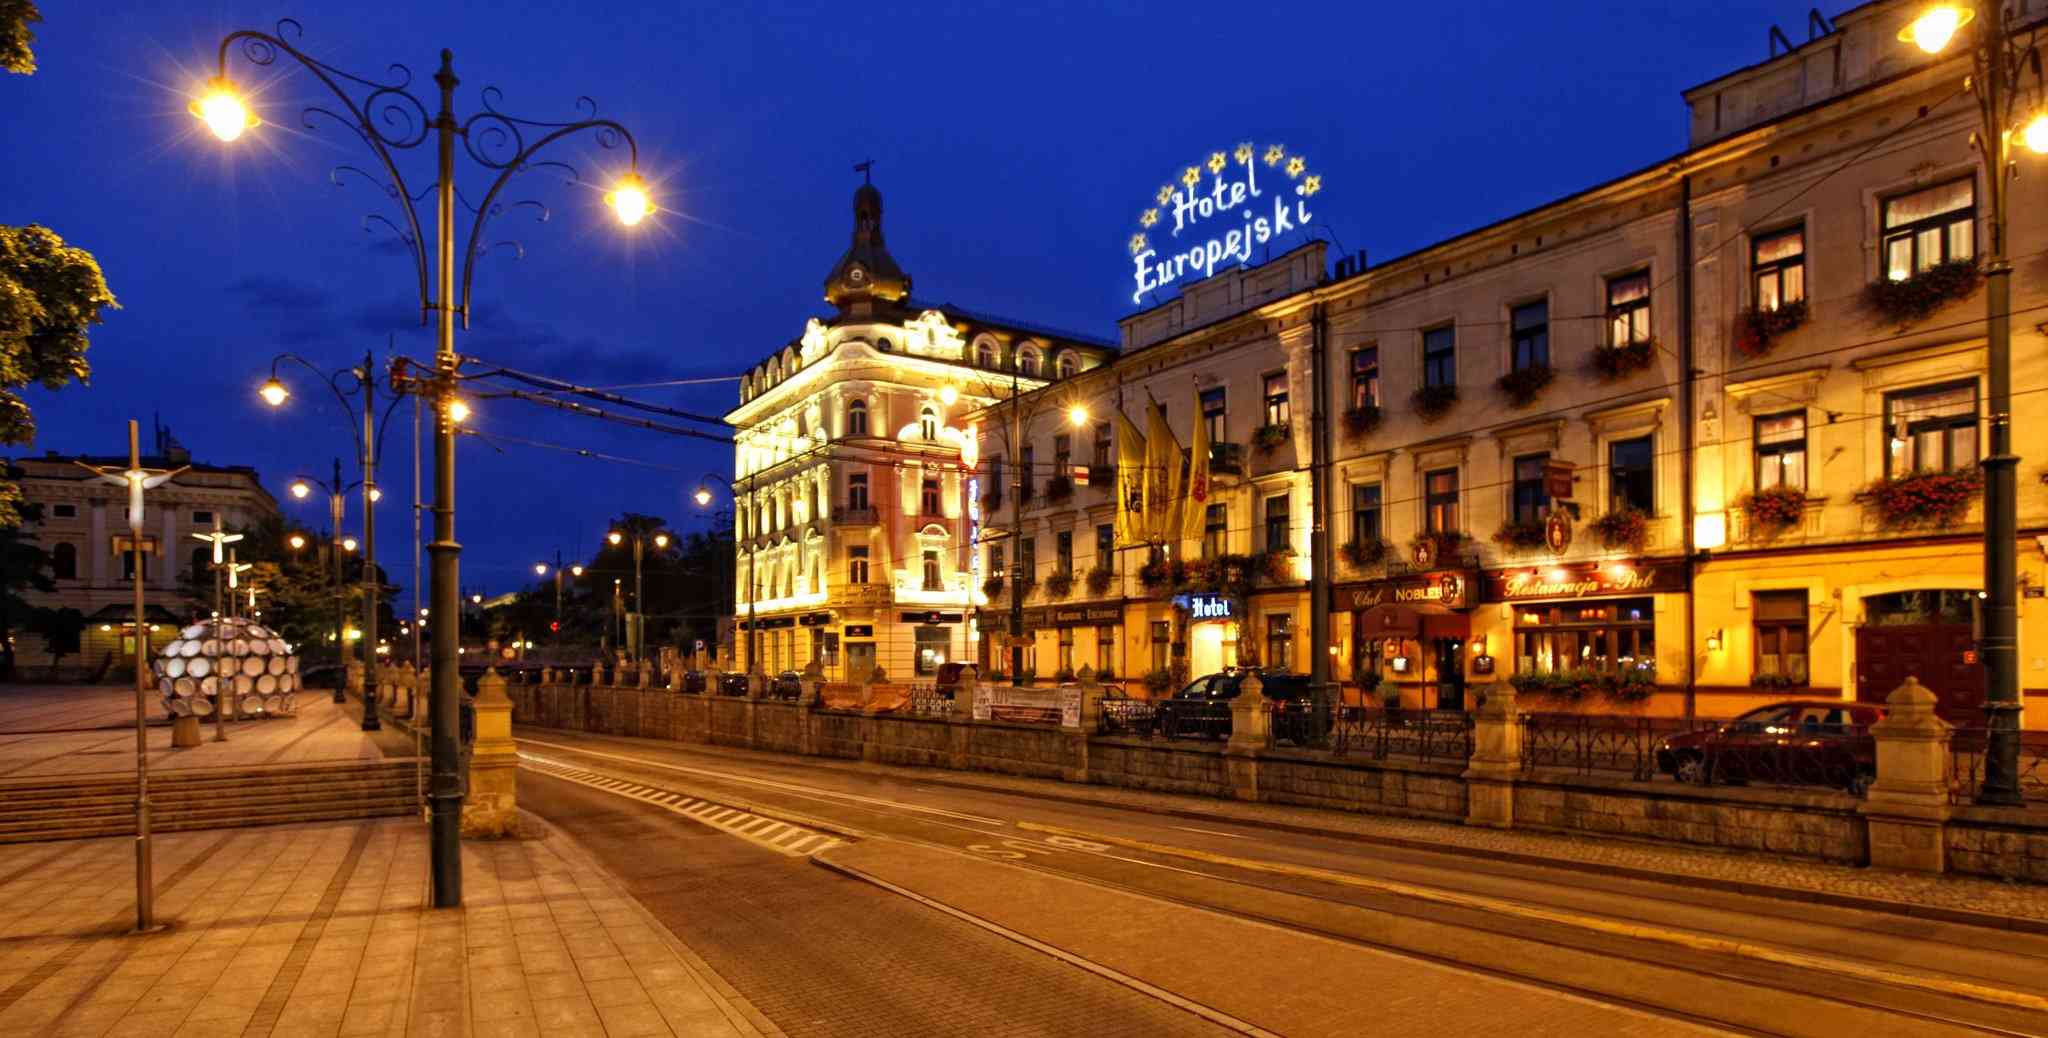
(1519, 712), (1873, 793)
(1947, 728), (2048, 804)
(905, 685), (955, 719)
(1096, 697), (1158, 735)
(1330, 707), (1472, 763)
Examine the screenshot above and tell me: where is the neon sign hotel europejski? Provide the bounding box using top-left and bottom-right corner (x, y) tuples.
(1129, 143), (1323, 303)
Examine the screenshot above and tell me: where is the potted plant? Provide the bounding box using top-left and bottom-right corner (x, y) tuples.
(1859, 470), (1981, 527)
(1732, 299), (1809, 357)
(1044, 569), (1074, 599)
(1085, 566), (1114, 595)
(1138, 558), (1171, 591)
(1863, 259), (1980, 328)
(1253, 423), (1291, 452)
(1739, 485), (1809, 537)
(981, 574), (1006, 599)
(1340, 538), (1387, 568)
(1591, 339), (1655, 379)
(1606, 665), (1656, 704)
(1491, 519), (1548, 553)
(1143, 668), (1173, 695)
(1342, 404), (1383, 438)
(1412, 383), (1459, 421)
(1754, 671), (1804, 691)
(1179, 557), (1220, 592)
(1589, 507), (1649, 551)
(1495, 363), (1555, 408)
(1260, 549), (1297, 583)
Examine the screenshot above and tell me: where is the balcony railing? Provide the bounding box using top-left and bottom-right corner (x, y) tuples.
(828, 582), (892, 607)
(1209, 442), (1246, 477)
(833, 505), (879, 526)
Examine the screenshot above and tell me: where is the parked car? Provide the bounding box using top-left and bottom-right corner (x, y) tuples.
(717, 671), (750, 697)
(681, 670), (707, 695)
(1655, 700), (1883, 794)
(1154, 670), (1316, 742)
(770, 670), (803, 700)
(934, 661), (970, 700)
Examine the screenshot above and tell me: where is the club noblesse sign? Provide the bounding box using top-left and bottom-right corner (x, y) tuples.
(1128, 143), (1323, 303)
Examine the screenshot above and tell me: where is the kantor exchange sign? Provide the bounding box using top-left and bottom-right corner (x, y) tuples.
(1128, 143), (1323, 304)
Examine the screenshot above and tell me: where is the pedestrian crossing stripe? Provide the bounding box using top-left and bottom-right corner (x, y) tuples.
(517, 752), (844, 858)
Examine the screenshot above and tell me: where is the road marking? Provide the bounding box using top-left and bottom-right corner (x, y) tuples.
(517, 735), (1005, 825)
(1171, 825), (1247, 839)
(1015, 820), (2048, 1015)
(519, 752), (843, 858)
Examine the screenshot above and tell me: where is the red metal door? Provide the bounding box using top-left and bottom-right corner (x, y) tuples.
(1855, 624), (1983, 722)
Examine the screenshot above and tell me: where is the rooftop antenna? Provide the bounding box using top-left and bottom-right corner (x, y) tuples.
(854, 159), (873, 185)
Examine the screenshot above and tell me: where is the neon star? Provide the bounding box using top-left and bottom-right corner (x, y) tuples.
(1181, 166), (1201, 187)
(1157, 184), (1175, 206)
(1139, 209), (1158, 228)
(1207, 151), (1226, 174)
(1263, 144), (1286, 166)
(1302, 175), (1323, 196)
(1235, 142), (1254, 164)
(1129, 233), (1149, 255)
(1286, 156), (1307, 178)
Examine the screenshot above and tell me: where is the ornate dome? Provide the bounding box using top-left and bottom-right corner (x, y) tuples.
(150, 617), (302, 720)
(823, 179), (911, 310)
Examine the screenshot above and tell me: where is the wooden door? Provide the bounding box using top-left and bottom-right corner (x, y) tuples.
(1855, 624), (1982, 722)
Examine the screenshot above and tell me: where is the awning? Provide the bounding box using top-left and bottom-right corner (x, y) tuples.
(1356, 602), (1469, 641)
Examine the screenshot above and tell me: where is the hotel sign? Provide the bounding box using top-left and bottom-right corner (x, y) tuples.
(1482, 561), (1683, 602)
(1173, 593), (1237, 621)
(1128, 142), (1323, 303)
(1336, 571), (1474, 612)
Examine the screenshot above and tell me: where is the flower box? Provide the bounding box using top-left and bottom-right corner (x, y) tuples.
(1591, 339), (1654, 379)
(1495, 363), (1555, 408)
(1085, 566), (1114, 595)
(1732, 299), (1809, 358)
(1137, 560), (1170, 591)
(1253, 423), (1291, 452)
(1863, 260), (1980, 328)
(981, 574), (1006, 599)
(1259, 550), (1297, 584)
(1340, 539), (1387, 568)
(1045, 475), (1073, 502)
(1589, 508), (1649, 551)
(1342, 405), (1383, 438)
(1739, 485), (1809, 537)
(1859, 470), (1981, 528)
(1044, 569), (1074, 599)
(1491, 519), (1548, 552)
(1412, 383), (1459, 421)
(1411, 528), (1466, 564)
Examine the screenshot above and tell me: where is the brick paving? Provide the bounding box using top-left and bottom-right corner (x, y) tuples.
(0, 685), (390, 779)
(0, 815), (769, 1036)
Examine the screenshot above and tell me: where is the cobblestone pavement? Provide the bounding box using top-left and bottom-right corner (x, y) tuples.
(0, 815), (767, 1036)
(519, 770), (1234, 1038)
(0, 685), (387, 779)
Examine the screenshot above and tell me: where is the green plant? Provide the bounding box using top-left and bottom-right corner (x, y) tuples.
(1143, 668), (1173, 695)
(1043, 569), (1074, 599)
(1609, 665), (1657, 703)
(1590, 508), (1649, 551)
(1863, 259), (1980, 328)
(1340, 539), (1387, 568)
(1342, 404), (1382, 438)
(1491, 519), (1548, 552)
(1733, 299), (1809, 357)
(1860, 470), (1981, 528)
(981, 574), (1006, 599)
(1179, 557), (1219, 592)
(1357, 670), (1382, 693)
(1740, 485), (1808, 536)
(1495, 363), (1554, 408)
(1753, 671), (1804, 690)
(1253, 423), (1291, 452)
(1085, 566), (1113, 595)
(1054, 667), (1076, 683)
(1412, 383), (1459, 421)
(1259, 549), (1297, 583)
(1138, 558), (1170, 590)
(1591, 339), (1654, 379)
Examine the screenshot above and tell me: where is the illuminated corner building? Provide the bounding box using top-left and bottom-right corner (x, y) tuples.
(723, 181), (1113, 681)
(6, 432), (281, 679)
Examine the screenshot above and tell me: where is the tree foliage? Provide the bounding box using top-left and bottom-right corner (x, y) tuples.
(0, 0), (39, 75)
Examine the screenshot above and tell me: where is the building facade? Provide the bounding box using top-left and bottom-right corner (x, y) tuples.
(9, 442), (281, 673)
(978, 0), (2048, 726)
(724, 183), (1111, 681)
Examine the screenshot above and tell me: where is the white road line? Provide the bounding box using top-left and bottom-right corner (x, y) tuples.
(518, 751), (836, 858)
(1171, 826), (1248, 839)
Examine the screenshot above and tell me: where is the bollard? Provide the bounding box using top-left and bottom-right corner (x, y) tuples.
(1859, 677), (1954, 873)
(460, 667), (519, 838)
(1462, 682), (1519, 829)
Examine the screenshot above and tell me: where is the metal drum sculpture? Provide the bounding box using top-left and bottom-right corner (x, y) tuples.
(150, 618), (300, 720)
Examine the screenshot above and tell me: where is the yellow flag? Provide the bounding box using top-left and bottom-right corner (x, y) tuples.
(1144, 401), (1181, 544)
(1182, 389), (1211, 543)
(1114, 409), (1147, 547)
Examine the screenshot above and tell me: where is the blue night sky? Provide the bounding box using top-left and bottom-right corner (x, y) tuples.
(0, 1), (1811, 598)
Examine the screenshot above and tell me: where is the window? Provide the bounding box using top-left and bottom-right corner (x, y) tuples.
(847, 472), (869, 511)
(919, 407), (938, 440)
(1095, 524), (1113, 568)
(1351, 484), (1381, 546)
(988, 544), (1005, 577)
(52, 503), (76, 519)
(1755, 412), (1807, 490)
(1056, 530), (1073, 573)
(1885, 381), (1978, 475)
(1263, 494), (1290, 554)
(1204, 503), (1228, 558)
(976, 341), (999, 368)
(920, 478), (940, 516)
(1754, 591), (1809, 685)
(1607, 271), (1651, 346)
(1883, 178), (1974, 280)
(1200, 387), (1227, 443)
(52, 542), (76, 580)
(1262, 372), (1290, 426)
(1423, 326), (1455, 388)
(1093, 423), (1111, 465)
(848, 545), (869, 585)
(988, 456), (1004, 501)
(1097, 625), (1116, 674)
(1056, 352), (1079, 378)
(915, 627), (948, 675)
(1515, 598), (1655, 675)
(1609, 436), (1654, 513)
(192, 510), (213, 526)
(122, 549), (140, 582)
(1058, 627), (1075, 672)
(1053, 435), (1071, 476)
(1018, 347), (1041, 377)
(1266, 614), (1293, 671)
(922, 550), (942, 591)
(1425, 469), (1459, 533)
(1510, 301), (1548, 370)
(1018, 535), (1036, 578)
(846, 399), (868, 436)
(1150, 621), (1171, 673)
(1350, 347), (1379, 409)
(1019, 447), (1035, 499)
(1752, 225), (1806, 310)
(1512, 454), (1550, 524)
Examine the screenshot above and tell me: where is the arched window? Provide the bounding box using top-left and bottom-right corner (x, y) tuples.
(923, 550), (942, 591)
(1056, 351), (1079, 379)
(919, 406), (938, 440)
(847, 399), (869, 436)
(1017, 346), (1042, 377)
(52, 542), (76, 581)
(976, 341), (999, 368)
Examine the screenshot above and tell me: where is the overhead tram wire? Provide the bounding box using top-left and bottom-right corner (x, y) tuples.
(463, 360), (732, 428)
(478, 387), (733, 445)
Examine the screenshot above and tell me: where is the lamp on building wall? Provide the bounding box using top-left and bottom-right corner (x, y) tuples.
(1705, 629), (1724, 653)
(1693, 512), (1726, 551)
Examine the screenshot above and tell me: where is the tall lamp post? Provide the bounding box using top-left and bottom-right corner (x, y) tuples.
(607, 527), (670, 665)
(695, 474), (753, 672)
(194, 21), (653, 907)
(1901, 3), (2048, 804)
(535, 554), (584, 651)
(287, 463), (372, 721)
(191, 516), (243, 743)
(264, 350), (402, 732)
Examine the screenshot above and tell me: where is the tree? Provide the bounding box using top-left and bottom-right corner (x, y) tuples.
(25, 605), (81, 678)
(0, 505), (53, 679)
(1, 1), (39, 75)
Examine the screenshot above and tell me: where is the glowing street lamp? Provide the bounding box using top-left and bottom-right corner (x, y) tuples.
(1067, 404), (1090, 428)
(607, 526), (669, 663)
(693, 487), (713, 506)
(190, 77), (259, 142)
(534, 563), (548, 576)
(287, 533), (306, 551)
(606, 172), (653, 227)
(342, 537), (358, 552)
(290, 481), (311, 500)
(1900, 4), (1973, 54)
(445, 398), (471, 425)
(259, 378), (289, 407)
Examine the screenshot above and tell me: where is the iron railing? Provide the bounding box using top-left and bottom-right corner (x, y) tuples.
(1519, 713), (1725, 781)
(906, 685), (955, 719)
(1520, 712), (1873, 794)
(1330, 707), (1472, 763)
(1947, 728), (2048, 804)
(1096, 697), (1158, 735)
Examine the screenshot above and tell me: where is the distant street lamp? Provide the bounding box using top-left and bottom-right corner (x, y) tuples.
(287, 461), (370, 716)
(607, 527), (669, 664)
(694, 473), (752, 672)
(1901, 1), (2048, 804)
(195, 19), (653, 907)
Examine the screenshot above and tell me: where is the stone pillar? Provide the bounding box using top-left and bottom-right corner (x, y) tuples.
(462, 668), (519, 838)
(667, 665), (683, 693)
(747, 669), (768, 700)
(1060, 668), (1090, 783)
(1860, 677), (1953, 873)
(1462, 682), (1520, 829)
(1224, 671), (1267, 801)
(637, 664), (651, 690)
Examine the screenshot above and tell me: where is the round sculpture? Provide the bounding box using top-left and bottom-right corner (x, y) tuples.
(150, 618), (301, 720)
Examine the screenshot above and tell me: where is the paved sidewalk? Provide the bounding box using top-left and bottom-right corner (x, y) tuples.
(0, 814), (774, 1037)
(0, 686), (393, 780)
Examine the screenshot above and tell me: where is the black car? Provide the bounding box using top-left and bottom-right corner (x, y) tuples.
(1154, 670), (1318, 742)
(717, 671), (750, 697)
(681, 670), (707, 695)
(769, 670), (803, 700)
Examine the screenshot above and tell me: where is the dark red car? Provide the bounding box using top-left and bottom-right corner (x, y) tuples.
(1655, 700), (1884, 794)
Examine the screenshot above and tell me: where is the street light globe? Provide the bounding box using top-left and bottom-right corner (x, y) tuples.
(2023, 112), (2048, 155)
(1068, 404), (1090, 427)
(287, 533), (306, 550)
(191, 78), (258, 142)
(471, 593), (483, 604)
(535, 563), (548, 576)
(606, 172), (652, 227)
(367, 487), (382, 503)
(445, 398), (471, 424)
(258, 378), (289, 407)
(570, 565), (585, 577)
(1900, 4), (1972, 54)
(608, 531), (624, 546)
(289, 481), (311, 500)
(694, 487), (713, 506)
(342, 537), (358, 552)
(939, 386), (958, 405)
(654, 533), (670, 549)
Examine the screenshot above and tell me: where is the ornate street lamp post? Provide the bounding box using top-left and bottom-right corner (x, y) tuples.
(194, 20), (653, 906)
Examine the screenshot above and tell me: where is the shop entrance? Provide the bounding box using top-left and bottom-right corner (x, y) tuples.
(1188, 622), (1234, 677)
(846, 641), (876, 683)
(1432, 638), (1467, 711)
(1856, 590), (1982, 721)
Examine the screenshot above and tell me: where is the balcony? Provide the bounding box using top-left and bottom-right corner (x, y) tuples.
(833, 505), (880, 526)
(1209, 442), (1246, 477)
(1045, 475), (1073, 504)
(1087, 464), (1115, 488)
(828, 582), (892, 607)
